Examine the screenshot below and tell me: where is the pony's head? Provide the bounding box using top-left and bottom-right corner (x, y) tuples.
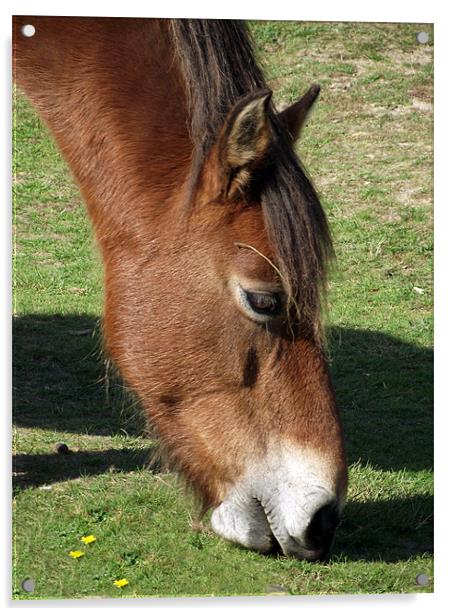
(112, 83), (347, 561)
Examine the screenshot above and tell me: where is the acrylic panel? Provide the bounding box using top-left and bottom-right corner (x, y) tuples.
(12, 16), (433, 599)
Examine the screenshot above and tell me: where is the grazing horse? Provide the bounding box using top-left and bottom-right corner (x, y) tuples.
(13, 17), (347, 561)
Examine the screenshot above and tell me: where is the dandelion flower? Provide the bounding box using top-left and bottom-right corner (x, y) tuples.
(113, 578), (129, 588)
(69, 550), (85, 559)
(80, 535), (96, 545)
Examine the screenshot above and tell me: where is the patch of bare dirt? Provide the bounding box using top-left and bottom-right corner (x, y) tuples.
(384, 46), (433, 68)
(397, 187), (432, 208)
(412, 99), (433, 113)
(329, 76), (352, 91)
(409, 85), (433, 101)
(366, 97), (433, 118)
(366, 104), (410, 118)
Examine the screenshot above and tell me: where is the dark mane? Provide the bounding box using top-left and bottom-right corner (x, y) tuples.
(169, 19), (333, 341)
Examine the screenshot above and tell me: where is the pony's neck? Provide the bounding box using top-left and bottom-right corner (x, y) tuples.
(14, 17), (192, 240)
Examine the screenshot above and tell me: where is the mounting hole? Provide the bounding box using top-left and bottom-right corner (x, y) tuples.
(21, 578), (35, 593)
(21, 24), (36, 38)
(416, 31), (429, 44)
(415, 573), (429, 586)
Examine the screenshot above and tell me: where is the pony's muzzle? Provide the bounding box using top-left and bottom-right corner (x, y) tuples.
(210, 491), (341, 561)
(209, 443), (345, 561)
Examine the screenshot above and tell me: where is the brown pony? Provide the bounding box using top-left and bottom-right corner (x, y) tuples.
(13, 16), (347, 561)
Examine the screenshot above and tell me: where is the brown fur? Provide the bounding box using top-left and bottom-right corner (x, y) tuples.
(13, 16), (347, 510)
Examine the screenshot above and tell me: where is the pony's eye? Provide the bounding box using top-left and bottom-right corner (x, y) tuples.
(231, 279), (285, 323)
(245, 291), (281, 316)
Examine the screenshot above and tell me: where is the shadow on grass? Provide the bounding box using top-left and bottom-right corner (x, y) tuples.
(332, 493), (433, 562)
(328, 326), (433, 473)
(13, 446), (159, 492)
(13, 314), (143, 438)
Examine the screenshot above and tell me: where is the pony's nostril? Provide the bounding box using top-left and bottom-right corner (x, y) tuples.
(305, 501), (340, 551)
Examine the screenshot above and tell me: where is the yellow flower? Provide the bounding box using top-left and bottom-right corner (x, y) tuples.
(69, 550), (85, 559)
(113, 578), (129, 588)
(80, 534), (96, 545)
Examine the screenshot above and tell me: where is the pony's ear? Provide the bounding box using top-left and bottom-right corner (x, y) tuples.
(218, 89), (273, 199)
(278, 84), (321, 143)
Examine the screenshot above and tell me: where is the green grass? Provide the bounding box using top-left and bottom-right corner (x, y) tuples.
(13, 21), (433, 599)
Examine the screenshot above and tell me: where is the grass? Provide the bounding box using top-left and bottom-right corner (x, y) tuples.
(12, 21), (433, 599)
